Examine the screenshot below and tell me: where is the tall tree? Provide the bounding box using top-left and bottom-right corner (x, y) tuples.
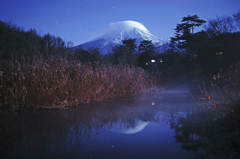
(205, 15), (238, 37)
(233, 11), (240, 29)
(138, 40), (156, 55)
(182, 15), (206, 34)
(137, 40), (156, 69)
(88, 47), (102, 63)
(75, 47), (90, 62)
(171, 15), (206, 49)
(112, 38), (137, 64)
(122, 38), (137, 54)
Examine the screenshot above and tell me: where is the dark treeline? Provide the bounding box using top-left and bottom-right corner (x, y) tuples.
(105, 38), (157, 67)
(169, 11), (240, 75)
(0, 20), (157, 66)
(0, 21), (71, 60)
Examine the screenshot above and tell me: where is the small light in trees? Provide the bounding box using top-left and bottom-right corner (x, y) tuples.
(151, 59), (155, 63)
(216, 52), (223, 55)
(146, 62), (148, 65)
(160, 58), (163, 62)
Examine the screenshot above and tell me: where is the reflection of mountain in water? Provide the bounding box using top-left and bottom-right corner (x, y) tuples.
(111, 120), (149, 134)
(0, 96), (171, 158)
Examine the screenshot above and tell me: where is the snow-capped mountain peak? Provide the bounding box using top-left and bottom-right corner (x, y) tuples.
(74, 20), (166, 54)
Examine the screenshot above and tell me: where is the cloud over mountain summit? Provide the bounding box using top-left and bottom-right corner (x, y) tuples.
(108, 20), (149, 33)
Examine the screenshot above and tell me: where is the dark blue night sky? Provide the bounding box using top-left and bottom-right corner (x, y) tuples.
(0, 0), (240, 46)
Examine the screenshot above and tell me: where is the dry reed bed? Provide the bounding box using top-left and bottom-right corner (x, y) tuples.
(196, 64), (240, 133)
(0, 56), (160, 110)
(195, 64), (240, 156)
(197, 64), (240, 115)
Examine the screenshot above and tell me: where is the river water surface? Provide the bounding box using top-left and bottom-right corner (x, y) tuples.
(1, 81), (220, 159)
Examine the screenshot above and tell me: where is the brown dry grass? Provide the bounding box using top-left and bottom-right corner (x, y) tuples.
(194, 64), (240, 157)
(196, 64), (240, 117)
(0, 56), (161, 110)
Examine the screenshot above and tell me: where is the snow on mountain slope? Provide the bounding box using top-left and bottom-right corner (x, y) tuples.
(74, 20), (167, 54)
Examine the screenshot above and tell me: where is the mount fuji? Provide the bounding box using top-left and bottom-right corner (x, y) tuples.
(74, 20), (167, 54)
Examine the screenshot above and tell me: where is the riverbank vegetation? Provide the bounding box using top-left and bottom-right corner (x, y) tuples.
(195, 64), (240, 156)
(0, 20), (162, 111)
(0, 55), (161, 110)
(167, 11), (240, 156)
(170, 10), (240, 131)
